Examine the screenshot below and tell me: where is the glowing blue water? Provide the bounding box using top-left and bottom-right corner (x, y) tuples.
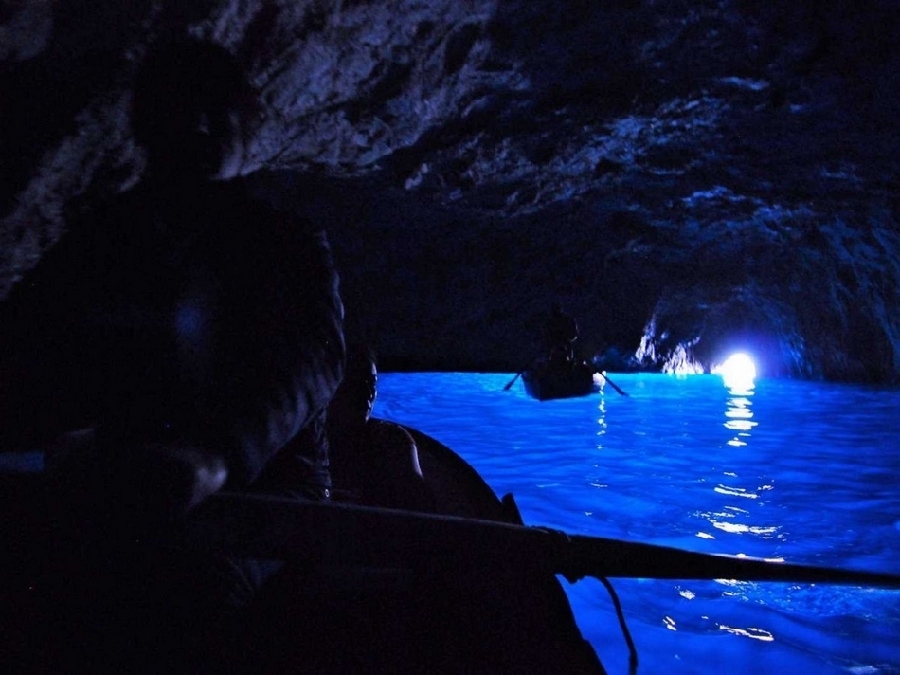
(374, 373), (900, 675)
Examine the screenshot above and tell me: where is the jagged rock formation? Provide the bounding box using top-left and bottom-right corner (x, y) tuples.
(2, 0), (899, 381)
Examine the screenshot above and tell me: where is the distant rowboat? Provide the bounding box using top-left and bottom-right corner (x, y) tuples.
(521, 358), (602, 400)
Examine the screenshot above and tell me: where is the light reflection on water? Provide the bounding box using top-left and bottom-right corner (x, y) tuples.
(724, 381), (757, 448)
(375, 372), (900, 674)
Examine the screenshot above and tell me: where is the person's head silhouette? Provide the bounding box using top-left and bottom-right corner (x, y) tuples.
(131, 40), (261, 182)
(330, 343), (378, 429)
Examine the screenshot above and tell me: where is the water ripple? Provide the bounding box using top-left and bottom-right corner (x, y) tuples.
(375, 373), (900, 673)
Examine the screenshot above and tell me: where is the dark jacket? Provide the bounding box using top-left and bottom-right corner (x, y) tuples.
(0, 176), (344, 489)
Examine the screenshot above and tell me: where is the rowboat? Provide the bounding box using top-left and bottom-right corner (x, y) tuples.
(2, 425), (899, 673)
(209, 425), (608, 674)
(521, 358), (602, 400)
(0, 428), (605, 674)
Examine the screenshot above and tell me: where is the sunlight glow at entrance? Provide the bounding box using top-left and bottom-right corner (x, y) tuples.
(713, 353), (757, 384)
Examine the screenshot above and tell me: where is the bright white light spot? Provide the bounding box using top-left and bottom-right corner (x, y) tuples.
(714, 353), (757, 391)
(715, 353), (756, 380)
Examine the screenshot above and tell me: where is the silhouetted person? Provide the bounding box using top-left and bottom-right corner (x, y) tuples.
(542, 303), (579, 365)
(327, 343), (434, 512)
(0, 40), (345, 670)
(2, 40), (344, 511)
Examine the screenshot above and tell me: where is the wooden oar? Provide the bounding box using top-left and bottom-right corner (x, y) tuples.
(504, 357), (541, 391)
(181, 493), (900, 589)
(563, 534), (900, 587)
(595, 370), (629, 397)
(503, 370), (525, 391)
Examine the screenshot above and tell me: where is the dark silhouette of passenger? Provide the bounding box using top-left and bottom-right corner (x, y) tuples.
(1, 40), (345, 516)
(0, 40), (349, 672)
(327, 343), (435, 512)
(542, 303), (580, 365)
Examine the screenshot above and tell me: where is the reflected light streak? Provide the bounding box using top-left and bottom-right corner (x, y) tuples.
(699, 496), (781, 539)
(711, 521), (779, 535)
(725, 406), (753, 418)
(718, 625), (775, 642)
(720, 357), (756, 446)
(714, 485), (758, 499)
(595, 397), (607, 444)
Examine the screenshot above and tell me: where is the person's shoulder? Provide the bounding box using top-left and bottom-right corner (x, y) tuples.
(367, 418), (412, 435)
(366, 418), (417, 447)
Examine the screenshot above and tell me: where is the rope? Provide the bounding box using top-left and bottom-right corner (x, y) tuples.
(595, 575), (638, 675)
(535, 526), (639, 673)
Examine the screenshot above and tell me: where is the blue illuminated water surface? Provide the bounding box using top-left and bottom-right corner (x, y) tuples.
(374, 372), (900, 675)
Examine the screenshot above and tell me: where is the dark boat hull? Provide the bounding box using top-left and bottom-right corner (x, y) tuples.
(521, 360), (601, 400)
(0, 428), (604, 674)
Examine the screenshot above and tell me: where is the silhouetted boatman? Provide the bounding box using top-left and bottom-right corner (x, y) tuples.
(542, 302), (580, 365)
(0, 40), (345, 669)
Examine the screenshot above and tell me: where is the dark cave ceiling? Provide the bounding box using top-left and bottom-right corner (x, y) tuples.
(2, 0), (899, 381)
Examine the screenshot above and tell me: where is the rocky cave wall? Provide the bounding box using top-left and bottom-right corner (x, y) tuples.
(2, 0), (899, 381)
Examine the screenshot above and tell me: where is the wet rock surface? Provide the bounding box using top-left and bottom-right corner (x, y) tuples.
(2, 0), (898, 381)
